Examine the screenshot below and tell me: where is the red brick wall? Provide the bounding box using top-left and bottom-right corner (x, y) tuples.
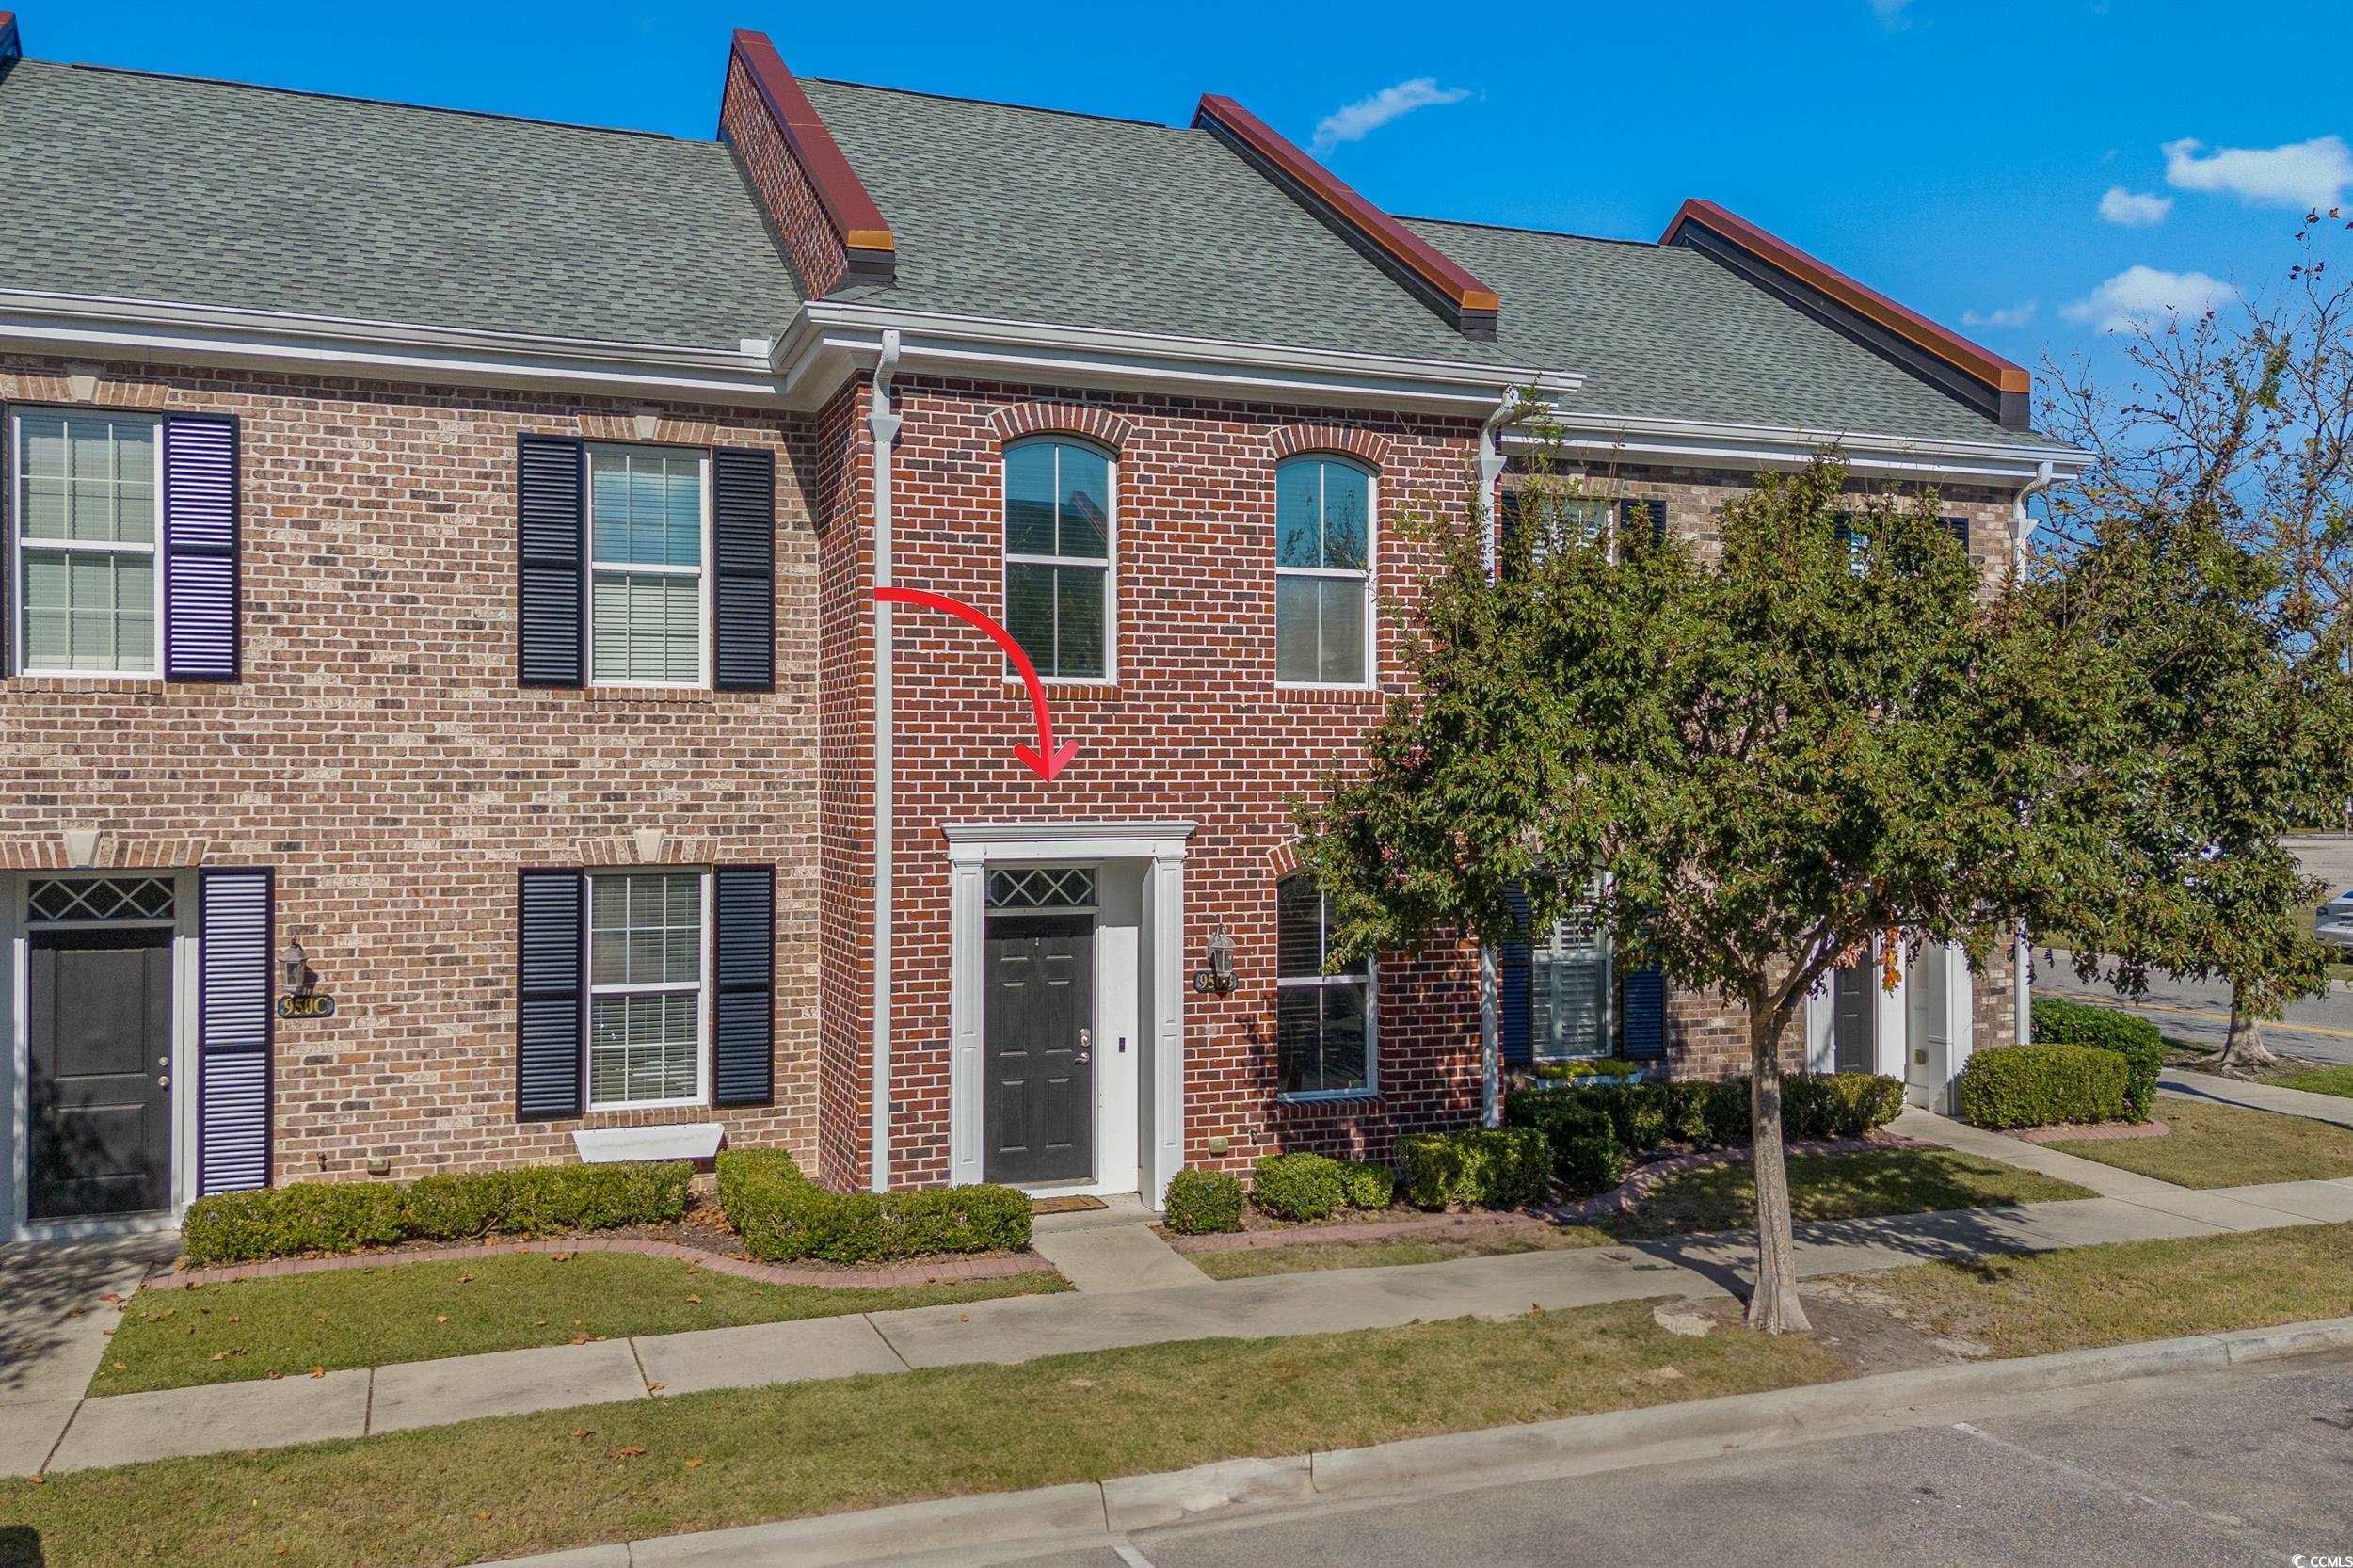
(0, 357), (824, 1181)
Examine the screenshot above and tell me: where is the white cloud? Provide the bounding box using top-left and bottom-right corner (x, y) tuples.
(1962, 301), (2038, 329)
(2061, 266), (2239, 333)
(2098, 185), (2173, 226)
(1309, 78), (1470, 155)
(1867, 0), (1913, 26)
(2162, 135), (2353, 210)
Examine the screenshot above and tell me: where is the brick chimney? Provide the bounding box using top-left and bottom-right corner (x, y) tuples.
(718, 30), (894, 296)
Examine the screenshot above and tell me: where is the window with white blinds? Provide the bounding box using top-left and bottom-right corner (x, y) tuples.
(13, 410), (161, 675)
(588, 445), (706, 685)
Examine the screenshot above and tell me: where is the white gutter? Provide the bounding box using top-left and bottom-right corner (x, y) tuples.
(2011, 458), (2059, 1046)
(1507, 408), (2089, 486)
(1474, 394), (1515, 1128)
(867, 328), (904, 1193)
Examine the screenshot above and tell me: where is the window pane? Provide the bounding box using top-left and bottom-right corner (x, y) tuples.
(1276, 874), (1322, 979)
(1321, 464), (1369, 570)
(1277, 988), (1323, 1094)
(588, 871), (701, 987)
(1004, 442), (1056, 556)
(1275, 460), (1322, 568)
(592, 571), (699, 683)
(20, 551), (68, 670)
(1275, 575), (1321, 682)
(1317, 578), (1366, 685)
(20, 476), (67, 540)
(590, 453), (631, 561)
(1057, 444), (1110, 559)
(1534, 909), (1609, 1059)
(1006, 564), (1055, 674)
(1321, 983), (1369, 1093)
(113, 557), (155, 668)
(1054, 565), (1105, 679)
(589, 991), (698, 1107)
(591, 449), (702, 569)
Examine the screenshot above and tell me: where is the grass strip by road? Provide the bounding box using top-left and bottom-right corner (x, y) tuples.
(12, 1221), (2353, 1568)
(2045, 1095), (2353, 1189)
(2273, 1064), (2353, 1101)
(93, 1253), (1065, 1396)
(1601, 1149), (2091, 1240)
(1190, 1225), (1613, 1280)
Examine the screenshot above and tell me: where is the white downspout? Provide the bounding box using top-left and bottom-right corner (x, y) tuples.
(1475, 393), (1513, 1127)
(868, 328), (903, 1192)
(2011, 457), (2056, 1046)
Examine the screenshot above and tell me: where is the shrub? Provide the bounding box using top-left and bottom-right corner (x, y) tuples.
(2034, 997), (2164, 1122)
(1555, 1126), (1631, 1197)
(1397, 1128), (1549, 1211)
(714, 1149), (1030, 1264)
(180, 1160), (693, 1267)
(1701, 1078), (1753, 1147)
(1337, 1160), (1398, 1211)
(1955, 1045), (2129, 1130)
(1529, 1057), (1648, 1081)
(1162, 1168), (1245, 1234)
(1783, 1073), (1907, 1140)
(1250, 1152), (1347, 1221)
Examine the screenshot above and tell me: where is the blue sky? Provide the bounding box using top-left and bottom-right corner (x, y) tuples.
(25, 0), (2349, 399)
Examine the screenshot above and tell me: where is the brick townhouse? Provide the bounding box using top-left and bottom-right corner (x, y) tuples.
(0, 13), (2085, 1240)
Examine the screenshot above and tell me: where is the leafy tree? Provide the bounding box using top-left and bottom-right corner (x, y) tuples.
(2041, 225), (2353, 1068)
(1298, 447), (2114, 1331)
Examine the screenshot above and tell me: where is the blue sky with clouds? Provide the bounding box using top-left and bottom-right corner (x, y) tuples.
(28, 0), (2349, 401)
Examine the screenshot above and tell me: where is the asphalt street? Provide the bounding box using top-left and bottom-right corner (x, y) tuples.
(931, 1351), (2353, 1568)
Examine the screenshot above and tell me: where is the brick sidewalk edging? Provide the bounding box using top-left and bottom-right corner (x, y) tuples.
(146, 1235), (1058, 1292)
(1166, 1134), (1936, 1255)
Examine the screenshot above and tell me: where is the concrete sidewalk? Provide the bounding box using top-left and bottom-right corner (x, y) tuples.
(2158, 1068), (2353, 1130)
(0, 1236), (171, 1478)
(20, 1165), (2353, 1476)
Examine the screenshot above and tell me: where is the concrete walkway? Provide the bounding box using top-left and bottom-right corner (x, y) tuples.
(18, 1161), (2353, 1477)
(2158, 1068), (2353, 1130)
(1889, 1107), (2183, 1199)
(0, 1236), (172, 1477)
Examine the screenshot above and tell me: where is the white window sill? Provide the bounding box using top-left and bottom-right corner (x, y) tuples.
(573, 1122), (724, 1162)
(1005, 674), (1117, 689)
(1275, 682), (1380, 695)
(1275, 1087), (1379, 1105)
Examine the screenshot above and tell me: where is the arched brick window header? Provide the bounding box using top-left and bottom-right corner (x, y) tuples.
(988, 402), (1134, 453)
(1266, 839), (1304, 880)
(1268, 422), (1390, 470)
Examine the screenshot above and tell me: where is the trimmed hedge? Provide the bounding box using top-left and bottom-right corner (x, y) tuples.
(715, 1149), (1031, 1264)
(1783, 1073), (1907, 1140)
(181, 1160), (694, 1267)
(1529, 1057), (1648, 1082)
(1337, 1159), (1398, 1211)
(1250, 1152), (1346, 1222)
(2034, 996), (2164, 1122)
(1955, 1044), (2128, 1130)
(1504, 1073), (1905, 1189)
(1398, 1128), (1549, 1211)
(1162, 1168), (1244, 1234)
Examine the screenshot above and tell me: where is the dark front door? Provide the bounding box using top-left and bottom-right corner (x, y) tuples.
(984, 912), (1094, 1184)
(28, 926), (174, 1220)
(1833, 958), (1874, 1074)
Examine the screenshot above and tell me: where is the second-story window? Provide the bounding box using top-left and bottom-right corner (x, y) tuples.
(1275, 456), (1372, 686)
(1003, 438), (1112, 680)
(12, 409), (161, 676)
(589, 444), (707, 686)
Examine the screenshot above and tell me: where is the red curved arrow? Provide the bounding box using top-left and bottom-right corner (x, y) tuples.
(876, 585), (1080, 780)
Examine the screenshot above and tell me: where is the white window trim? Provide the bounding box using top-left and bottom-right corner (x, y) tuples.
(1274, 880), (1378, 1101)
(9, 407), (166, 680)
(584, 442), (712, 692)
(1000, 437), (1118, 686)
(1531, 909), (1616, 1063)
(583, 866), (712, 1113)
(1273, 456), (1377, 692)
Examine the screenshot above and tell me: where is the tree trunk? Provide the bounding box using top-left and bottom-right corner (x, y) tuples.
(1744, 1002), (1812, 1334)
(2219, 981), (2281, 1071)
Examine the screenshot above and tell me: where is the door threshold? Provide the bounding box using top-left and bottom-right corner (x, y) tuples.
(12, 1210), (181, 1247)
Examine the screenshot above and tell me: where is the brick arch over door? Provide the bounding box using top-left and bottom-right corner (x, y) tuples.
(986, 402), (1136, 453)
(1267, 423), (1391, 471)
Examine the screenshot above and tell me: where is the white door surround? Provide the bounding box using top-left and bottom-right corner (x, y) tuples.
(942, 821), (1194, 1208)
(1803, 933), (1974, 1108)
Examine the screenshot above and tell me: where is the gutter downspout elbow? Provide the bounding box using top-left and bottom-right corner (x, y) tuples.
(868, 328), (904, 1192)
(2012, 457), (2056, 1046)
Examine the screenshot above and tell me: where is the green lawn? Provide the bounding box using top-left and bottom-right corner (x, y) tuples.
(2045, 1094), (2353, 1188)
(2272, 1063), (2353, 1100)
(1602, 1148), (2092, 1240)
(1189, 1225), (1612, 1281)
(3, 1298), (1847, 1568)
(94, 1253), (1065, 1395)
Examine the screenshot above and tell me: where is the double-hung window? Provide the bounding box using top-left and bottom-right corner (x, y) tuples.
(12, 409), (161, 675)
(1275, 873), (1374, 1096)
(1003, 438), (1112, 680)
(1275, 456), (1372, 685)
(1532, 895), (1613, 1060)
(588, 445), (707, 686)
(586, 869), (709, 1110)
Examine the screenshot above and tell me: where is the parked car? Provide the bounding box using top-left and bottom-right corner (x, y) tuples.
(2317, 890), (2353, 949)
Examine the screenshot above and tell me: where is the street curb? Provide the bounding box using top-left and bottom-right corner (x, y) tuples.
(494, 1314), (2353, 1567)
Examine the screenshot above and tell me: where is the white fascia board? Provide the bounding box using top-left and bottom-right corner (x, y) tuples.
(1511, 408), (2091, 486)
(781, 302), (1579, 416)
(0, 290), (791, 405)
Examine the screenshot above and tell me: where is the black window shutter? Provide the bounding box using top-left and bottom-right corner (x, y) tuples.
(162, 413), (241, 680)
(712, 864), (776, 1106)
(712, 448), (776, 691)
(0, 400), (9, 677)
(518, 435), (585, 687)
(1941, 516), (1971, 552)
(1499, 884), (1531, 1066)
(1621, 966), (1668, 1060)
(1620, 498), (1667, 549)
(517, 868), (584, 1119)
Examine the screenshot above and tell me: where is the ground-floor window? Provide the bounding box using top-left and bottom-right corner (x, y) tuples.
(1532, 903), (1611, 1060)
(1275, 873), (1373, 1096)
(585, 869), (708, 1110)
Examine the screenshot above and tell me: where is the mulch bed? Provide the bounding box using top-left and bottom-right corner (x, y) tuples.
(2009, 1119), (2172, 1144)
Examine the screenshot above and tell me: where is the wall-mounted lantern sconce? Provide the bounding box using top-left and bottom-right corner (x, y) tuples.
(279, 938), (314, 997)
(1193, 923), (1237, 995)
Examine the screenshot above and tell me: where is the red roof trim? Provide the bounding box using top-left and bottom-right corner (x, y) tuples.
(1661, 199), (2028, 397)
(728, 30), (894, 256)
(1193, 93), (1500, 323)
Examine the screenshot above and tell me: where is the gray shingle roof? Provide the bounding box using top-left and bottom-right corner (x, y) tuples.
(0, 59), (802, 350)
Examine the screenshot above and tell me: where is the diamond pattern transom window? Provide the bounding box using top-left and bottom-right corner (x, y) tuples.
(28, 876), (175, 922)
(986, 867), (1096, 910)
